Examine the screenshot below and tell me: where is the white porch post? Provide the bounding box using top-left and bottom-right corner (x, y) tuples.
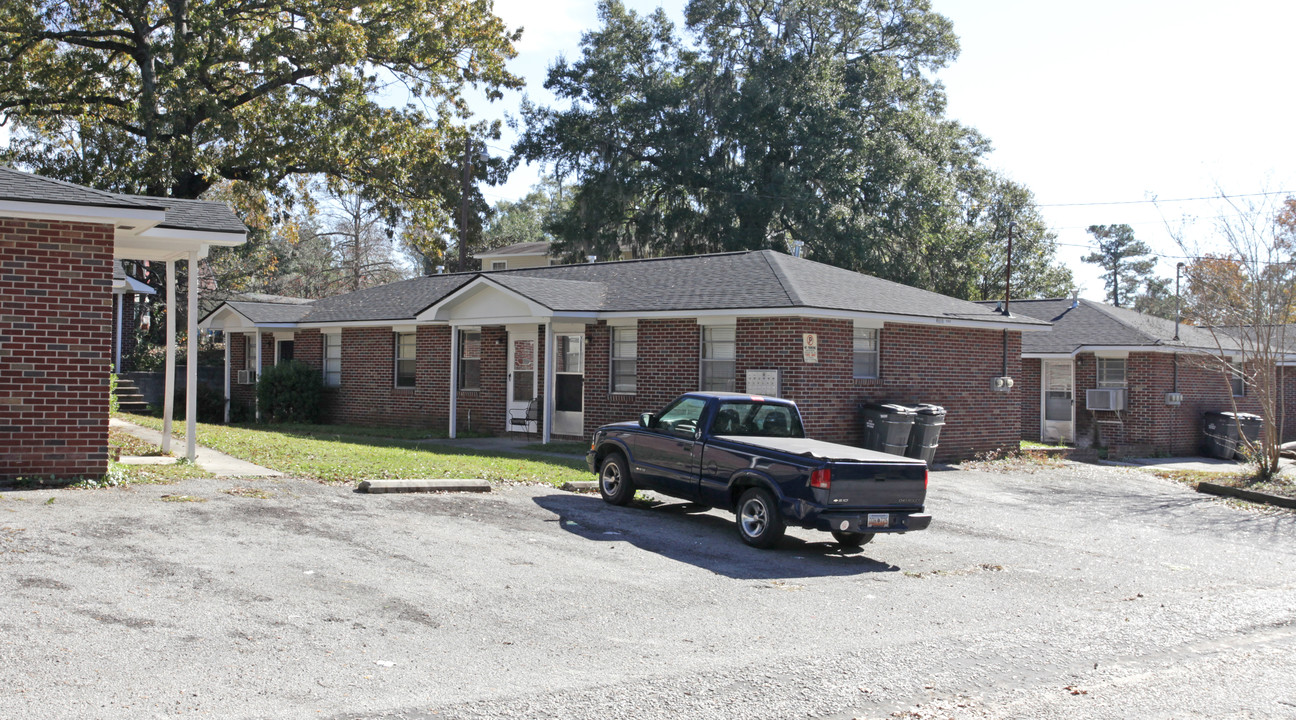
(223, 333), (231, 424)
(113, 295), (123, 371)
(162, 260), (176, 453)
(543, 322), (555, 444)
(185, 252), (198, 461)
(448, 327), (459, 439)
(254, 329), (263, 421)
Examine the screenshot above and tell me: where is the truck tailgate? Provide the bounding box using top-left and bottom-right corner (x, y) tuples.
(826, 462), (927, 508)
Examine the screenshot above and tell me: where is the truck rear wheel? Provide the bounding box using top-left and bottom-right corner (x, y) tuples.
(831, 530), (875, 548)
(598, 453), (635, 506)
(736, 488), (785, 549)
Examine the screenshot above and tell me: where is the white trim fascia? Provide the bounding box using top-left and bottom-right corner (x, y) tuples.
(392, 324), (417, 334)
(695, 315), (738, 327)
(596, 306), (1050, 331)
(416, 276), (550, 322)
(320, 327), (342, 335)
(1022, 352), (1076, 360)
(272, 331), (295, 341)
(135, 226), (246, 246)
(448, 315), (547, 327)
(0, 199), (166, 227)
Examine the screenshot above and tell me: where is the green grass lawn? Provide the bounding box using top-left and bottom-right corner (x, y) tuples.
(116, 413), (592, 486)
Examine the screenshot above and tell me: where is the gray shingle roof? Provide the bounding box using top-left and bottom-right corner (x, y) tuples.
(488, 275), (607, 311)
(475, 241), (551, 258)
(0, 166), (165, 211)
(301, 275), (475, 324)
(121, 195), (245, 234)
(991, 298), (1238, 353)
(224, 301), (314, 324)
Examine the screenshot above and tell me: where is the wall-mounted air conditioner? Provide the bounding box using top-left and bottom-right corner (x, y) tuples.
(1086, 388), (1127, 411)
(237, 370), (256, 385)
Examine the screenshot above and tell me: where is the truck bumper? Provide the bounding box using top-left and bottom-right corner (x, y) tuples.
(811, 511), (932, 534)
(585, 451), (599, 474)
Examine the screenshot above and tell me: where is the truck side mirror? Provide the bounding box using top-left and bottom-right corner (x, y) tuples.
(639, 412), (657, 429)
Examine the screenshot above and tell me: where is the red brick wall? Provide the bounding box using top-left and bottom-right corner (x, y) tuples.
(1066, 351), (1263, 457)
(455, 326), (508, 434)
(1019, 358), (1042, 441)
(319, 326), (442, 428)
(0, 218), (115, 480)
(583, 317), (1021, 460)
(1282, 367), (1296, 443)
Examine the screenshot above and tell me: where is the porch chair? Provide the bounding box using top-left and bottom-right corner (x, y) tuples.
(509, 397), (541, 440)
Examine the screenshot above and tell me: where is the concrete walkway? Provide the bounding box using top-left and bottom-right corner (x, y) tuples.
(109, 418), (283, 478)
(1102, 454), (1296, 476)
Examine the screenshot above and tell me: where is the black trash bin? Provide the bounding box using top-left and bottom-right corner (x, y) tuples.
(859, 403), (915, 456)
(1233, 412), (1264, 460)
(904, 404), (947, 466)
(1203, 411), (1256, 460)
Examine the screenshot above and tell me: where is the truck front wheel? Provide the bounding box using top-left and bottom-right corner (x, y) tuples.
(736, 488), (786, 549)
(598, 453), (635, 506)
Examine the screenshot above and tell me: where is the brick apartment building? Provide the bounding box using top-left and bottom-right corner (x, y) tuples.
(994, 298), (1294, 457)
(0, 168), (245, 481)
(203, 250), (1048, 460)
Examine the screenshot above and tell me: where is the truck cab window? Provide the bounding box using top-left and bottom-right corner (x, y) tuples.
(658, 397), (707, 437)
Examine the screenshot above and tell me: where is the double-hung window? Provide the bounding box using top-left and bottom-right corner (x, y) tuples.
(611, 326), (637, 393)
(1096, 358), (1126, 388)
(323, 333), (341, 387)
(1230, 362), (1246, 397)
(853, 326), (879, 379)
(459, 329), (481, 390)
(700, 325), (736, 392)
(394, 332), (416, 388)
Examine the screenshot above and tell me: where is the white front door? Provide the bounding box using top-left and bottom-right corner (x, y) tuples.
(506, 326), (538, 434)
(552, 332), (585, 437)
(1041, 359), (1074, 443)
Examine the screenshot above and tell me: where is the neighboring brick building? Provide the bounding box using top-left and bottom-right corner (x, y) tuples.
(995, 298), (1288, 457)
(204, 251), (1047, 460)
(0, 168), (245, 482)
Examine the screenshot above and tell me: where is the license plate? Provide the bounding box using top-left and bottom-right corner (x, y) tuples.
(867, 513), (889, 528)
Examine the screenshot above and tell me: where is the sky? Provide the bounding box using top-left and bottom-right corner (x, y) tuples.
(473, 0), (1296, 300)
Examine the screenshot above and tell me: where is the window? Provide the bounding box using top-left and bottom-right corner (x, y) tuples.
(245, 334), (258, 372)
(853, 326), (879, 379)
(491, 261), (507, 271)
(276, 339), (294, 365)
(1230, 362), (1246, 397)
(323, 333), (341, 387)
(458, 329), (481, 390)
(611, 326), (637, 393)
(700, 325), (736, 392)
(657, 396), (707, 438)
(1096, 358), (1126, 388)
(394, 332), (416, 388)
(714, 400), (804, 438)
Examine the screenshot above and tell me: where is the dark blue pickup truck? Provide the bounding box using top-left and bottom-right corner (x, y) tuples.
(586, 392), (931, 549)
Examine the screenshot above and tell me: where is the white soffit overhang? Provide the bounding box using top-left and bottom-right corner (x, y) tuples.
(417, 276), (554, 324)
(116, 227), (247, 262)
(0, 199), (166, 230)
(598, 307), (1049, 332)
(112, 275), (156, 295)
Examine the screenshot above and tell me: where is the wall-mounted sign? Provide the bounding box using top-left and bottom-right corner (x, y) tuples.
(802, 333), (818, 363)
(746, 369), (781, 397)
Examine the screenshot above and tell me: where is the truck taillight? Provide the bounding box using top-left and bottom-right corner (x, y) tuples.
(810, 468), (831, 490)
(924, 467), (929, 489)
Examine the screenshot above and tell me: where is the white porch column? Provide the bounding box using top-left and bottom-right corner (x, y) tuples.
(113, 295), (123, 371)
(254, 330), (263, 421)
(543, 322), (555, 444)
(448, 327), (459, 439)
(185, 252), (198, 461)
(223, 333), (231, 424)
(162, 260), (176, 453)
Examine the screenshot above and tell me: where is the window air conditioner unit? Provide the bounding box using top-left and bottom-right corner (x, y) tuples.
(1086, 388), (1127, 411)
(237, 370), (256, 385)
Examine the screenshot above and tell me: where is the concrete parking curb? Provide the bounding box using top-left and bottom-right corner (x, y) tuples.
(561, 481), (597, 492)
(1196, 481), (1296, 509)
(358, 479), (491, 494)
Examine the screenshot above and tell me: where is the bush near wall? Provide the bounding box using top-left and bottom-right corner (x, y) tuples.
(257, 360), (324, 423)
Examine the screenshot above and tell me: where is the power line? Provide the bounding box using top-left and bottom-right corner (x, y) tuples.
(1037, 190), (1294, 208)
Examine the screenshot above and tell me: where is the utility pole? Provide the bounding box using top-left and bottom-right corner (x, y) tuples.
(1003, 221), (1016, 316)
(458, 137), (473, 272)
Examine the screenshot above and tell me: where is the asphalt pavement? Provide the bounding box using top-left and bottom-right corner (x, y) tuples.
(0, 460), (1293, 719)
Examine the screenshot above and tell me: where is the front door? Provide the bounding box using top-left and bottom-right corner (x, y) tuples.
(506, 326), (537, 434)
(552, 332), (584, 437)
(1042, 359), (1074, 443)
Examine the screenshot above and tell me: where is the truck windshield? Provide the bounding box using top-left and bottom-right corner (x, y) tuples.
(712, 401), (804, 438)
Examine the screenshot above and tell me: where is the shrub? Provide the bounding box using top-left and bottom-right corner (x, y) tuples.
(171, 383), (227, 423)
(256, 360), (324, 423)
(109, 366), (120, 414)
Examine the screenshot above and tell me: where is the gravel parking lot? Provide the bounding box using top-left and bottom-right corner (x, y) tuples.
(2, 461), (1294, 719)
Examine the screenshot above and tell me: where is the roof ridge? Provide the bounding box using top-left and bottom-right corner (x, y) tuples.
(756, 249), (802, 306)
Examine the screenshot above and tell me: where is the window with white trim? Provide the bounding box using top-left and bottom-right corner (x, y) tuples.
(394, 332), (416, 388)
(700, 325), (736, 392)
(853, 327), (879, 379)
(1229, 362), (1246, 397)
(244, 334), (258, 372)
(491, 261), (507, 270)
(458, 329), (481, 390)
(1096, 358), (1126, 388)
(611, 326), (637, 393)
(323, 333), (341, 387)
